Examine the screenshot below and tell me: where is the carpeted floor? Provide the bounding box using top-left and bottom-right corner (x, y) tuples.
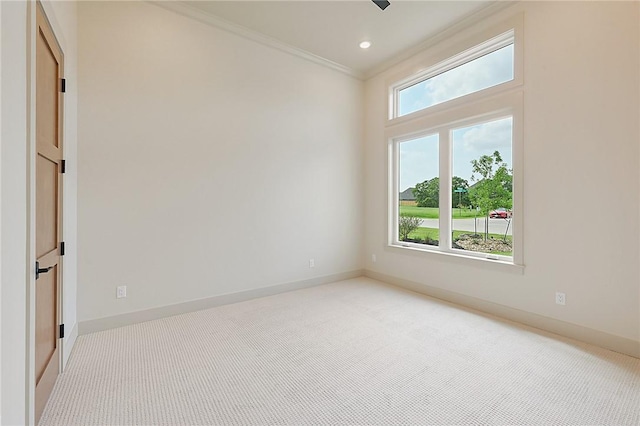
(41, 277), (640, 425)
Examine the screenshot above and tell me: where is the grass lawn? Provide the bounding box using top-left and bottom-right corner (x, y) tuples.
(407, 227), (512, 256)
(400, 205), (479, 219)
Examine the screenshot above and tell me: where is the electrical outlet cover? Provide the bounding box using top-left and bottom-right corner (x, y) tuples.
(117, 286), (127, 299)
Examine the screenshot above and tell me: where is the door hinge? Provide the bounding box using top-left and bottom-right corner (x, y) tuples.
(61, 78), (66, 93)
(60, 159), (66, 174)
(59, 324), (65, 339)
(60, 241), (66, 256)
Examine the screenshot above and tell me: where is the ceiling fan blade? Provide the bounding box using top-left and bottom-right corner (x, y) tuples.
(372, 1), (391, 11)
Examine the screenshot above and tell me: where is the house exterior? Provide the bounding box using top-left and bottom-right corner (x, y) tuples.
(399, 187), (416, 201)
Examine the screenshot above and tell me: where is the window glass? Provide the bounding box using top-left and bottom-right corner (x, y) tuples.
(388, 25), (522, 264)
(398, 44), (514, 117)
(451, 117), (513, 258)
(398, 134), (439, 246)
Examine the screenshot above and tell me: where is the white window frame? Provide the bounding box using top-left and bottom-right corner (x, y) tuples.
(392, 31), (514, 120)
(386, 15), (523, 126)
(386, 17), (524, 270)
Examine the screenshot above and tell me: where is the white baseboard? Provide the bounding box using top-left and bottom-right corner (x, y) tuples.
(79, 270), (364, 335)
(78, 268), (639, 359)
(365, 270), (640, 359)
(62, 322), (78, 370)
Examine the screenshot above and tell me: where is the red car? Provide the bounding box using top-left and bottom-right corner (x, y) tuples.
(489, 208), (512, 218)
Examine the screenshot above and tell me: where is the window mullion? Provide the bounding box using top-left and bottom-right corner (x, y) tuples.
(390, 140), (399, 245)
(439, 129), (452, 250)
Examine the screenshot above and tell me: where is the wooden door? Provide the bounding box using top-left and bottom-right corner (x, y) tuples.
(35, 4), (64, 423)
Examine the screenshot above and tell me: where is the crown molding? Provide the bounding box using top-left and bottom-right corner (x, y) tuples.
(149, 1), (364, 80)
(149, 1), (515, 82)
(364, 1), (517, 80)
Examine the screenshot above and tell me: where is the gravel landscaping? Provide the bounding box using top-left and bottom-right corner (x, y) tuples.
(453, 233), (512, 253)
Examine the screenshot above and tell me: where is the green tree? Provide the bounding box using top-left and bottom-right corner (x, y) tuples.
(413, 176), (470, 208)
(413, 177), (439, 208)
(468, 151), (512, 240)
(452, 176), (470, 208)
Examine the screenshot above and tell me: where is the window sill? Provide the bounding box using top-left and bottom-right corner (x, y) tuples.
(387, 243), (525, 275)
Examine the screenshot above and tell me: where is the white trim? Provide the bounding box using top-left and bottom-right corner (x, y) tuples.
(392, 29), (515, 117)
(395, 30), (514, 91)
(385, 240), (524, 274)
(62, 322), (77, 368)
(388, 140), (398, 246)
(510, 92), (524, 266)
(149, 1), (363, 80)
(79, 270), (363, 335)
(385, 14), (524, 125)
(365, 270), (640, 359)
(149, 2), (517, 84)
(440, 128), (452, 251)
(388, 76), (522, 130)
(385, 14), (525, 269)
(366, 2), (517, 80)
(0, 2), (3, 423)
(387, 91), (523, 269)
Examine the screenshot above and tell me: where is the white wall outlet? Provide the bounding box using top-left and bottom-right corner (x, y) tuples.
(372, 254), (377, 263)
(309, 259), (315, 268)
(555, 292), (566, 306)
(117, 285), (127, 299)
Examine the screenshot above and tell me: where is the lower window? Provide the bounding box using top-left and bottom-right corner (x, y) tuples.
(392, 114), (515, 262)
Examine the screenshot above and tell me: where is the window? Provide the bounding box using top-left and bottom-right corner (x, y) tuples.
(391, 30), (515, 120)
(451, 117), (513, 257)
(398, 134), (439, 246)
(388, 23), (522, 266)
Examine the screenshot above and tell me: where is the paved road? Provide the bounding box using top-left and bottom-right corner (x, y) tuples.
(419, 217), (512, 236)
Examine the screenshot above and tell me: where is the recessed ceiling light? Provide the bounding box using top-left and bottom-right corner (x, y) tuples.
(359, 41), (371, 49)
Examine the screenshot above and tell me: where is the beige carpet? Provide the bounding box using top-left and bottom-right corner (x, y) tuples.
(41, 277), (640, 425)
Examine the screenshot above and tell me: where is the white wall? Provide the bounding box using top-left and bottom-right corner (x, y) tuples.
(1, 1), (78, 423)
(1, 2), (4, 422)
(364, 1), (640, 346)
(1, 3), (29, 423)
(77, 1), (363, 322)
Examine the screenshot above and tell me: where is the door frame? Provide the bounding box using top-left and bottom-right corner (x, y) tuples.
(27, 1), (65, 423)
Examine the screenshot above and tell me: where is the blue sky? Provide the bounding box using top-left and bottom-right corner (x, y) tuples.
(399, 45), (513, 116)
(400, 118), (512, 192)
(398, 45), (514, 191)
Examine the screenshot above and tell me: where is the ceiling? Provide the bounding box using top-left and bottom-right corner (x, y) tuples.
(182, 1), (495, 77)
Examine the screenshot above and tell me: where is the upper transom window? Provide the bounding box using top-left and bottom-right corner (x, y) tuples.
(392, 30), (515, 119)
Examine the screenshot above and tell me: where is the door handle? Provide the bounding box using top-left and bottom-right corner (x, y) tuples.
(36, 261), (54, 280)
